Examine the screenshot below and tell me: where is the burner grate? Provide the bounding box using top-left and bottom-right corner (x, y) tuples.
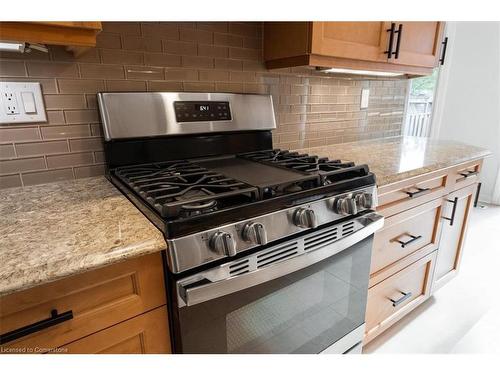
(238, 149), (366, 185)
(114, 161), (259, 219)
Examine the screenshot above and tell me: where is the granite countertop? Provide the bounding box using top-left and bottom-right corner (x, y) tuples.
(0, 177), (166, 297)
(0, 136), (490, 297)
(294, 136), (491, 186)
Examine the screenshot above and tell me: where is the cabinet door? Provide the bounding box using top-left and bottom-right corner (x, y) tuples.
(60, 307), (171, 354)
(391, 22), (444, 68)
(311, 22), (391, 62)
(433, 184), (477, 291)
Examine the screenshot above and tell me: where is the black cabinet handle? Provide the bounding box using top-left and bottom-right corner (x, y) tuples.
(0, 309), (73, 345)
(394, 234), (422, 248)
(459, 170), (478, 179)
(474, 182), (482, 207)
(404, 187), (430, 198)
(384, 23), (396, 57)
(442, 197), (459, 226)
(394, 23), (403, 59)
(440, 37), (449, 65)
(389, 291), (412, 307)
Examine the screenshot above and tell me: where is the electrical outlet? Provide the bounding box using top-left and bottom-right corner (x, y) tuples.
(3, 92), (20, 115)
(360, 89), (370, 109)
(0, 82), (46, 124)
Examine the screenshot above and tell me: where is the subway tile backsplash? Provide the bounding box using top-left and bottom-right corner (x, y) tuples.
(0, 22), (407, 188)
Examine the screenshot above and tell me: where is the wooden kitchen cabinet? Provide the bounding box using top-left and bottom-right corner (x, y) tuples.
(365, 251), (437, 344)
(264, 21), (445, 76)
(370, 197), (443, 286)
(0, 252), (171, 354)
(389, 22), (445, 68)
(451, 160), (482, 191)
(0, 22), (102, 48)
(365, 158), (483, 345)
(310, 22), (390, 63)
(60, 307), (171, 354)
(432, 184), (477, 291)
(376, 169), (449, 218)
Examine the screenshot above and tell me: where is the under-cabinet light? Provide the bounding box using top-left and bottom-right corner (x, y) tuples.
(0, 41), (26, 53)
(0, 41), (48, 54)
(321, 67), (404, 77)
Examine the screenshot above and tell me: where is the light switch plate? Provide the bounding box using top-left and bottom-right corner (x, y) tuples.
(360, 89), (370, 109)
(0, 82), (47, 124)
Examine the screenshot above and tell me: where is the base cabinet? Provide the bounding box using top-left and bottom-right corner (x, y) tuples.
(365, 159), (483, 345)
(60, 307), (171, 354)
(432, 184), (477, 291)
(0, 252), (171, 354)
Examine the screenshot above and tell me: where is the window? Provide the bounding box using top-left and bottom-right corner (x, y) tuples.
(403, 69), (439, 137)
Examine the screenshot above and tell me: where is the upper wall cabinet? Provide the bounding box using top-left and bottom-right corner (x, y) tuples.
(390, 22), (444, 67)
(0, 22), (102, 48)
(310, 22), (390, 63)
(264, 22), (445, 76)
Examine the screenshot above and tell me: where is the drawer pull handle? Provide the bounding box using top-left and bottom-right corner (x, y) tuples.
(404, 187), (430, 198)
(442, 197), (459, 226)
(389, 291), (413, 307)
(394, 234), (422, 248)
(459, 170), (478, 179)
(0, 309), (73, 345)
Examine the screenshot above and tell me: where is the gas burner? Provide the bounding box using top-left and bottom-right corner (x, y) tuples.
(238, 149), (365, 185)
(114, 161), (258, 219)
(179, 199), (218, 218)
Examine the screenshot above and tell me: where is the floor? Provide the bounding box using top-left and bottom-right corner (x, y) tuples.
(364, 202), (500, 354)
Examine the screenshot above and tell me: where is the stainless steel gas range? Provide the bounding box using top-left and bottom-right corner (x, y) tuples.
(98, 92), (383, 354)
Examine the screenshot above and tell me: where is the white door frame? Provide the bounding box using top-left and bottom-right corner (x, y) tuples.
(429, 22), (457, 139)
(493, 21), (500, 205)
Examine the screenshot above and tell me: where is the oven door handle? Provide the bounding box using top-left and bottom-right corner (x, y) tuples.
(177, 213), (384, 307)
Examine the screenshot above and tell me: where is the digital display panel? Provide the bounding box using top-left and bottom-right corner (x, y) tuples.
(174, 101), (231, 122)
(195, 104), (210, 112)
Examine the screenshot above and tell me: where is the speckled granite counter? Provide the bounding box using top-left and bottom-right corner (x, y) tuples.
(0, 137), (490, 297)
(295, 136), (491, 186)
(0, 177), (166, 297)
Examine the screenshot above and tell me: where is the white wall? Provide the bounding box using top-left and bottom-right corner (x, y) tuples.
(433, 22), (500, 204)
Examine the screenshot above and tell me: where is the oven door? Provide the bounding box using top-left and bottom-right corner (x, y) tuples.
(172, 212), (383, 354)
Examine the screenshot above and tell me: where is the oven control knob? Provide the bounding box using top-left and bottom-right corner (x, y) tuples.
(354, 192), (373, 210)
(209, 231), (237, 256)
(293, 208), (317, 229)
(333, 197), (358, 216)
(242, 222), (268, 245)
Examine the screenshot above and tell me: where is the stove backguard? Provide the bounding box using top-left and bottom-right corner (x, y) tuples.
(97, 92), (277, 170)
(98, 92), (276, 140)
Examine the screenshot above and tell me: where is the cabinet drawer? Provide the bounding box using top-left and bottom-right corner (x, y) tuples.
(365, 251), (436, 344)
(58, 306), (171, 354)
(370, 198), (442, 284)
(377, 172), (448, 217)
(451, 160), (482, 191)
(0, 252), (165, 352)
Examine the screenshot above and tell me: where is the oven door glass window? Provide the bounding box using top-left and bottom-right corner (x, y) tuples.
(174, 235), (372, 354)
